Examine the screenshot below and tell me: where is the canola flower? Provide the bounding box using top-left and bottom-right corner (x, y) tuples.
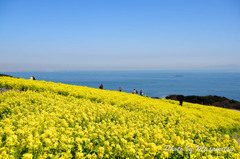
(0, 76), (239, 158)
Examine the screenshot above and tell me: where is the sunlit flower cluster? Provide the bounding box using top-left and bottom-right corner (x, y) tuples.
(0, 77), (239, 158)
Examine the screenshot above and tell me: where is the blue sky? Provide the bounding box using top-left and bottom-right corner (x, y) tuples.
(0, 0), (240, 71)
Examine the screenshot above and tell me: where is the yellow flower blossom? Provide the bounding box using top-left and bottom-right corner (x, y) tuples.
(0, 76), (239, 158)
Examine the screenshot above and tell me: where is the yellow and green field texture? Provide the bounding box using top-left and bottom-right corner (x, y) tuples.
(0, 76), (239, 158)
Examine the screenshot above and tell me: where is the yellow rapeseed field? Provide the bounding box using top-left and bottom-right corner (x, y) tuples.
(0, 77), (239, 158)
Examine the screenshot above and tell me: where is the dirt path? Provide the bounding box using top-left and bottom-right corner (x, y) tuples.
(0, 88), (22, 94)
(231, 109), (240, 112)
(0, 88), (11, 93)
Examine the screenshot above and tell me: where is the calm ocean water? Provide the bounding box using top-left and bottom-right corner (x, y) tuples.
(4, 71), (240, 101)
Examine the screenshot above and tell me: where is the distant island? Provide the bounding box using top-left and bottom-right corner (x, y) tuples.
(0, 74), (12, 77)
(174, 75), (184, 77)
(165, 95), (240, 110)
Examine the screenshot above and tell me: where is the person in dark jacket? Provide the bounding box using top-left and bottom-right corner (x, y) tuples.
(179, 99), (183, 106)
(99, 84), (103, 89)
(177, 95), (184, 106)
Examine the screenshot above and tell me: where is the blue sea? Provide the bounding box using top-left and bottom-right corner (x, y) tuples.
(4, 71), (240, 101)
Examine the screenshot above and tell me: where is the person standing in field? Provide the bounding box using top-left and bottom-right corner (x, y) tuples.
(132, 89), (136, 94)
(119, 87), (122, 92)
(136, 90), (138, 94)
(222, 103), (226, 108)
(30, 76), (36, 80)
(179, 99), (183, 106)
(177, 95), (184, 106)
(140, 90), (143, 96)
(99, 84), (103, 89)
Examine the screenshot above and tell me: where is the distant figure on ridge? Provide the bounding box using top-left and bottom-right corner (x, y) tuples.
(140, 90), (143, 96)
(132, 89), (136, 94)
(179, 98), (183, 106)
(30, 76), (36, 80)
(119, 87), (122, 92)
(177, 95), (184, 106)
(99, 84), (103, 89)
(222, 103), (226, 108)
(136, 90), (138, 94)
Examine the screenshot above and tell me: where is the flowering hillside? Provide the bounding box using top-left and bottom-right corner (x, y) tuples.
(0, 77), (239, 158)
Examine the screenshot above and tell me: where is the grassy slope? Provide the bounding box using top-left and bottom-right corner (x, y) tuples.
(1, 77), (239, 133)
(0, 77), (240, 158)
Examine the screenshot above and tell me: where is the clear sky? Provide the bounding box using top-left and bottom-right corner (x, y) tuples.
(0, 0), (240, 72)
